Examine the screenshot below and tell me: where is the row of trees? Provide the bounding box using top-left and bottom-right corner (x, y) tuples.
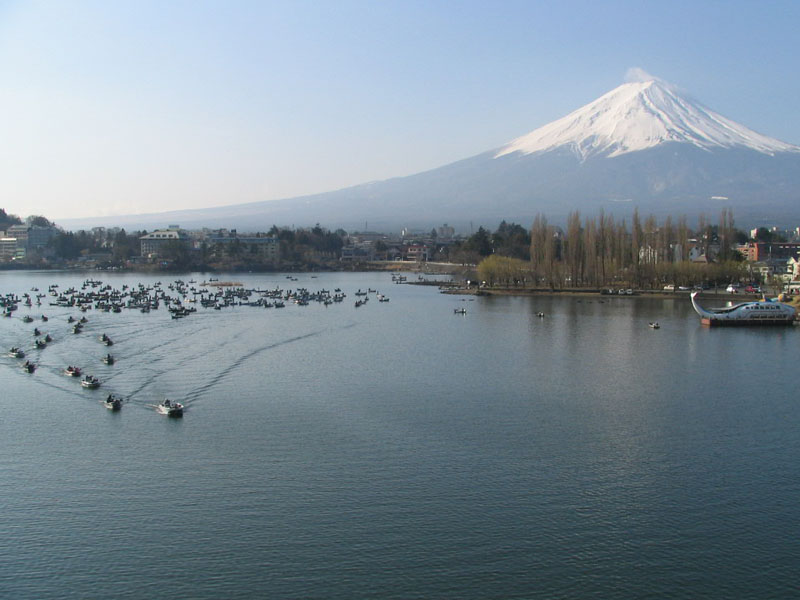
(477, 209), (751, 289)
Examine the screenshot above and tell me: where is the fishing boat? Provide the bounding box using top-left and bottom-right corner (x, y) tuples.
(64, 366), (82, 377)
(22, 360), (36, 373)
(157, 399), (184, 417)
(690, 292), (796, 326)
(649, 322), (660, 329)
(8, 347), (25, 358)
(81, 375), (101, 389)
(104, 394), (123, 411)
(102, 354), (115, 365)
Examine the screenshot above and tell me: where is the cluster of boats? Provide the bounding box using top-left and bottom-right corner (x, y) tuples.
(3, 276), (405, 416)
(9, 278), (394, 323)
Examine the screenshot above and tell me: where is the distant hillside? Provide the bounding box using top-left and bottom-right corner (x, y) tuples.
(59, 76), (800, 232)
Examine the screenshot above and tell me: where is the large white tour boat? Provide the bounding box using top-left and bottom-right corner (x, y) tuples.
(690, 292), (796, 326)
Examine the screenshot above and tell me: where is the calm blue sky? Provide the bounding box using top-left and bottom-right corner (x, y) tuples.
(2, 0), (798, 220)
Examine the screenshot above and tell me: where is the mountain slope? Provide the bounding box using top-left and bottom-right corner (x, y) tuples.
(59, 76), (800, 231)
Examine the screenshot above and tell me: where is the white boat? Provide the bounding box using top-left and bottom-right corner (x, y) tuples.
(81, 375), (101, 389)
(649, 322), (660, 329)
(690, 291), (796, 326)
(64, 366), (82, 377)
(157, 399), (184, 417)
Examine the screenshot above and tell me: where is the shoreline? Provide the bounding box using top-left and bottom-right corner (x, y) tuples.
(439, 285), (782, 301)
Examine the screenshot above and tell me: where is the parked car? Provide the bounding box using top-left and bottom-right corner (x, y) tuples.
(744, 285), (762, 293)
(726, 284), (740, 293)
(663, 284), (675, 291)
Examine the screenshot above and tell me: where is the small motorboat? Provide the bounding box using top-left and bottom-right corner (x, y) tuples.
(157, 399), (184, 417)
(102, 354), (115, 365)
(64, 366), (82, 377)
(100, 334), (114, 346)
(22, 360), (36, 373)
(454, 308), (467, 314)
(34, 338), (47, 349)
(33, 327), (41, 336)
(104, 394), (123, 411)
(8, 347), (25, 358)
(44, 334), (53, 342)
(649, 322), (660, 329)
(537, 312), (545, 318)
(81, 375), (101, 389)
(22, 315), (34, 323)
(41, 315), (48, 322)
(67, 316), (75, 323)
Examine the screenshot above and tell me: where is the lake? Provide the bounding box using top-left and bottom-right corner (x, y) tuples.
(1, 270), (798, 599)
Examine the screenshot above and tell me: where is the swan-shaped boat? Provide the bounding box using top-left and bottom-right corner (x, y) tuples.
(690, 292), (796, 326)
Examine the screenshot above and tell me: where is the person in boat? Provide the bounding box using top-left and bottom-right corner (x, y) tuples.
(164, 399), (171, 407)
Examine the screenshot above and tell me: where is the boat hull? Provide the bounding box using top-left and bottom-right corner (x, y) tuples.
(700, 316), (795, 327)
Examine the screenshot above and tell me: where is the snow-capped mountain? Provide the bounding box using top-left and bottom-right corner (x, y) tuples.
(60, 75), (800, 232)
(495, 78), (799, 160)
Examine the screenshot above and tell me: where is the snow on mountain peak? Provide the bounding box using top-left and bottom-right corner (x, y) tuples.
(495, 76), (799, 160)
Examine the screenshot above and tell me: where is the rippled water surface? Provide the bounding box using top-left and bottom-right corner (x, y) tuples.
(1, 271), (798, 599)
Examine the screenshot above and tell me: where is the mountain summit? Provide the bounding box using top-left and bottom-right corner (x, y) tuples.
(495, 78), (799, 160)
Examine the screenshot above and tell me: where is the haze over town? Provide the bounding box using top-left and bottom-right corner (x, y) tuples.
(2, 0), (800, 223)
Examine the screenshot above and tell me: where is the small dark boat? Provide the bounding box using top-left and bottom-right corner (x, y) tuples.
(104, 394), (123, 411)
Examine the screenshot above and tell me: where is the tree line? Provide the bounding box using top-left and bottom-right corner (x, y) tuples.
(477, 209), (753, 289)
